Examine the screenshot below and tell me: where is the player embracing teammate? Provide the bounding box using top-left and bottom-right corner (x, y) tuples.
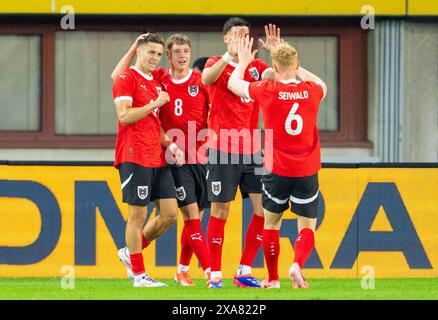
(112, 18), (326, 290)
(112, 33), (212, 287)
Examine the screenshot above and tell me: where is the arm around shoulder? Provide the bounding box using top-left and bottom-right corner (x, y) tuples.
(297, 66), (327, 100)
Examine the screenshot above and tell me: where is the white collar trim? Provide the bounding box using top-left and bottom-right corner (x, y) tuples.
(170, 69), (193, 84)
(130, 66), (153, 80)
(280, 78), (301, 84)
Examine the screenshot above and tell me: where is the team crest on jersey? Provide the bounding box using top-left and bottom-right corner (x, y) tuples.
(188, 85), (199, 97)
(137, 186), (148, 200)
(175, 186), (187, 201)
(248, 67), (260, 80)
(212, 181), (222, 196)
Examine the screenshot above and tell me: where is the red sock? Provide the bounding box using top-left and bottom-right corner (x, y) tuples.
(294, 228), (315, 269)
(141, 233), (150, 250)
(240, 214), (264, 267)
(130, 253), (145, 275)
(179, 224), (194, 266)
(262, 229), (280, 281)
(184, 219), (211, 271)
(207, 216), (226, 272)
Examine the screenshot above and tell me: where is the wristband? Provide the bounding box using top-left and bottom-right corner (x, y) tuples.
(222, 52), (234, 64)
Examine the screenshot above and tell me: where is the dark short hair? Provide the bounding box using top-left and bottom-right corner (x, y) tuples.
(192, 57), (209, 72)
(138, 33), (165, 48)
(223, 17), (250, 35)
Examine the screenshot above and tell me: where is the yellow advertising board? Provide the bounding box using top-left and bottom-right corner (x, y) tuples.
(408, 0), (438, 15)
(0, 0), (411, 16)
(0, 165), (437, 279)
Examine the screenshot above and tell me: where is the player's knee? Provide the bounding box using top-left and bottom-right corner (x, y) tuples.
(127, 215), (145, 229)
(163, 214), (178, 227)
(127, 208), (147, 227)
(212, 209), (228, 220)
(211, 202), (230, 219)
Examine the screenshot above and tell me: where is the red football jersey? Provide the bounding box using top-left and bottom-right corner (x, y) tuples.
(156, 68), (210, 164)
(205, 56), (272, 155)
(112, 67), (166, 169)
(248, 79), (324, 177)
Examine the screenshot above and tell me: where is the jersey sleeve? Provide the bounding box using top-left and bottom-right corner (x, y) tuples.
(113, 72), (135, 104)
(248, 81), (268, 102)
(204, 56), (221, 70)
(152, 67), (168, 82)
(255, 59), (273, 80)
(308, 81), (324, 105)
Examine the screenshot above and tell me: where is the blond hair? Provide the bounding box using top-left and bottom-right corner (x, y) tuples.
(166, 33), (191, 51)
(270, 44), (298, 70)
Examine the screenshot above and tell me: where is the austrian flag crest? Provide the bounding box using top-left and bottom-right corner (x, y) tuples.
(248, 67), (260, 80)
(212, 181), (222, 196)
(137, 186), (148, 200)
(188, 85), (199, 97)
(175, 186), (187, 201)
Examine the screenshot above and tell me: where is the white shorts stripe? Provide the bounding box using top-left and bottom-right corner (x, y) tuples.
(262, 183), (289, 205)
(290, 190), (319, 205)
(121, 173), (133, 190)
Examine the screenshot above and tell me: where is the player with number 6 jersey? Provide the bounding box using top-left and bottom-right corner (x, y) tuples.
(228, 36), (327, 289)
(249, 78), (323, 177)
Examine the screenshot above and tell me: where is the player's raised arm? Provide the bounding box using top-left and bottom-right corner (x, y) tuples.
(258, 23), (282, 53)
(228, 35), (257, 99)
(297, 66), (328, 100)
(258, 24), (283, 81)
(201, 29), (242, 85)
(116, 91), (170, 125)
(111, 34), (149, 80)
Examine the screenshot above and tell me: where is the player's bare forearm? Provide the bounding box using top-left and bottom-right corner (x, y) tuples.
(228, 64), (250, 98)
(201, 59), (229, 85)
(228, 36), (254, 98)
(297, 66), (328, 99)
(116, 101), (158, 125)
(111, 46), (136, 80)
(160, 127), (173, 149)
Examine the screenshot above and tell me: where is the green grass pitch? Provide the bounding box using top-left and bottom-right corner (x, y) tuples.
(1, 278), (437, 300)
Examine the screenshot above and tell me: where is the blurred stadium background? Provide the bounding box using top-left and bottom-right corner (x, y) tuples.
(0, 0), (437, 288)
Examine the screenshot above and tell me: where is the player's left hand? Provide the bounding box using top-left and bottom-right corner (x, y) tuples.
(238, 35), (257, 66)
(170, 143), (185, 167)
(258, 24), (281, 53)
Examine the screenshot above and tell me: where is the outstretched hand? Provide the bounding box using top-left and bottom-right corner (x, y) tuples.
(258, 24), (282, 53)
(227, 28), (247, 57)
(238, 35), (257, 66)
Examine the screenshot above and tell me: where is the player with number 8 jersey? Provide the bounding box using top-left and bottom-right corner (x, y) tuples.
(111, 33), (212, 287)
(157, 67), (209, 165)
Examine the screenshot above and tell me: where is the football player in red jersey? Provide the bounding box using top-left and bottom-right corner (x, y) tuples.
(201, 18), (280, 288)
(112, 34), (183, 288)
(112, 34), (212, 286)
(228, 36), (327, 289)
